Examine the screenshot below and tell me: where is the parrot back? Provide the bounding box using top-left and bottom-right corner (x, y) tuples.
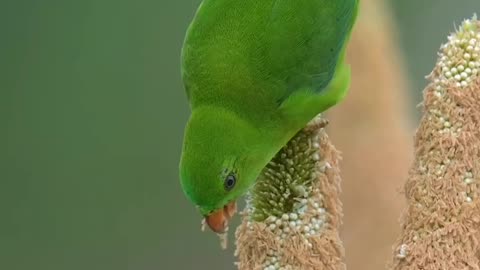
(181, 0), (358, 122)
(264, 0), (358, 102)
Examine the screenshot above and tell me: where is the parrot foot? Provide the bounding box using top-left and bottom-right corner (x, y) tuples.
(305, 116), (329, 132)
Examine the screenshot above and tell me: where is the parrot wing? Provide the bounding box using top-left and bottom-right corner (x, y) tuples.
(263, 0), (359, 104)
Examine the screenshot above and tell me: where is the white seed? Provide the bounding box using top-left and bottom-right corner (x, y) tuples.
(397, 244), (408, 259)
(266, 216), (277, 223)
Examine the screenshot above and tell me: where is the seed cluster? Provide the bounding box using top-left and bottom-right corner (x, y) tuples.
(427, 18), (480, 138)
(243, 119), (331, 270)
(264, 199), (327, 240)
(425, 17), (479, 203)
(248, 131), (320, 221)
(260, 195), (328, 270)
(436, 17), (480, 91)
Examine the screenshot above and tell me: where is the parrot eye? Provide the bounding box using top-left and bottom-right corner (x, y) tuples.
(224, 173), (236, 191)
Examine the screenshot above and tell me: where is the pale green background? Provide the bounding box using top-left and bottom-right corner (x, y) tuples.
(1, 0), (478, 269)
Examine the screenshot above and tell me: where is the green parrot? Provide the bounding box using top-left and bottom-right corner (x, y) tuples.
(179, 0), (358, 233)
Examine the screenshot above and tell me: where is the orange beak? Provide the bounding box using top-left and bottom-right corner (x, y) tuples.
(204, 201), (237, 233)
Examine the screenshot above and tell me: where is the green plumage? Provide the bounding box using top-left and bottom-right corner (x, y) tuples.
(180, 0), (358, 216)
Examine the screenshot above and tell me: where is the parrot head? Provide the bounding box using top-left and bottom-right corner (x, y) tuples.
(179, 107), (265, 233)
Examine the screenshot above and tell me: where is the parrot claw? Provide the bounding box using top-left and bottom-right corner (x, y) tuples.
(305, 116), (329, 132)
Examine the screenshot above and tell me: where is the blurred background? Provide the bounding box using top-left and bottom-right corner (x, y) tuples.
(1, 0), (479, 269)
